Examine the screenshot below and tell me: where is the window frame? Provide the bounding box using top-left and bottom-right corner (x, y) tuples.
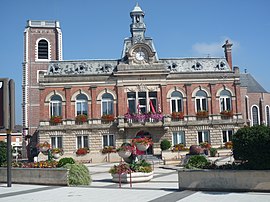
(51, 136), (63, 149)
(170, 91), (183, 113)
(76, 135), (89, 149)
(102, 134), (115, 147)
(195, 90), (208, 112)
(50, 95), (62, 117)
(222, 130), (233, 143)
(265, 105), (270, 126)
(127, 91), (158, 114)
(76, 94), (88, 116)
(101, 93), (114, 115)
(220, 90), (232, 112)
(197, 131), (210, 144)
(251, 105), (260, 126)
(172, 131), (185, 146)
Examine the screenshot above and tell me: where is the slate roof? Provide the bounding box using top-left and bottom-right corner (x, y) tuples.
(240, 73), (268, 93)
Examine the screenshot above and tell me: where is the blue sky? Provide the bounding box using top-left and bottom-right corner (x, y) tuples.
(0, 0), (270, 125)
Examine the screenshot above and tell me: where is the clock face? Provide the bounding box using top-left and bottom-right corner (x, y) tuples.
(135, 51), (146, 61)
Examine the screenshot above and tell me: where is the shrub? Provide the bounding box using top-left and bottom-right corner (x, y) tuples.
(209, 148), (217, 157)
(0, 141), (7, 166)
(233, 125), (270, 169)
(160, 139), (171, 151)
(58, 157), (75, 167)
(184, 155), (211, 169)
(64, 163), (91, 186)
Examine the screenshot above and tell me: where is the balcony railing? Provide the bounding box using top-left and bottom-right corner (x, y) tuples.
(39, 113), (244, 129)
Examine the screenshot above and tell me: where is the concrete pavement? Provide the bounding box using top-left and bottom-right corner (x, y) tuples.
(0, 162), (270, 202)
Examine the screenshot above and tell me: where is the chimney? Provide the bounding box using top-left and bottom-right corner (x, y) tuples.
(222, 40), (233, 69)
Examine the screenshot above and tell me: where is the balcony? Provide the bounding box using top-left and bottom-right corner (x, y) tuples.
(39, 113), (244, 131)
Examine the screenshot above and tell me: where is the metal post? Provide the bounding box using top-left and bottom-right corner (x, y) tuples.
(7, 129), (12, 187)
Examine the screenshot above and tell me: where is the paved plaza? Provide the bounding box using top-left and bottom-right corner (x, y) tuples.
(0, 162), (270, 202)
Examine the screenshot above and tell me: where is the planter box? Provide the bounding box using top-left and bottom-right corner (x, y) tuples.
(0, 168), (68, 185)
(178, 169), (270, 192)
(162, 151), (188, 161)
(112, 171), (154, 183)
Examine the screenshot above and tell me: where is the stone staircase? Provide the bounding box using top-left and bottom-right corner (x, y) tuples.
(140, 154), (163, 165)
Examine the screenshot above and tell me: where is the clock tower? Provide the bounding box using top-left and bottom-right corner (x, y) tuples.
(130, 3), (146, 43)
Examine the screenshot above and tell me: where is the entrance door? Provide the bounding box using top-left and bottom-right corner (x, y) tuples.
(135, 130), (153, 155)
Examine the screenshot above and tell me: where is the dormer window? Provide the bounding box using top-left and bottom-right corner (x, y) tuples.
(38, 39), (48, 59)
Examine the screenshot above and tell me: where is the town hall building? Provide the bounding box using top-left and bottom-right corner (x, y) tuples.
(22, 4), (270, 161)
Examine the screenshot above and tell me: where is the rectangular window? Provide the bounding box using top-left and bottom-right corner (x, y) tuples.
(76, 101), (88, 115)
(103, 134), (114, 147)
(197, 131), (209, 143)
(149, 92), (157, 113)
(50, 102), (62, 117)
(127, 91), (158, 114)
(172, 131), (185, 146)
(138, 92), (146, 113)
(127, 92), (136, 114)
(196, 99), (201, 111)
(51, 136), (63, 148)
(77, 135), (89, 149)
(202, 99), (207, 111)
(222, 130), (233, 143)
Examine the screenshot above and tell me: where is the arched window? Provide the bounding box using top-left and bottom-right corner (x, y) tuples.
(195, 90), (208, 112)
(170, 91), (183, 112)
(266, 106), (270, 126)
(76, 94), (88, 116)
(220, 90), (232, 111)
(251, 105), (260, 126)
(38, 39), (48, 59)
(50, 95), (62, 117)
(102, 93), (113, 115)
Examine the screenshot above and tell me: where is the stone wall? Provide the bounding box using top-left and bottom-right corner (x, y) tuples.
(178, 169), (270, 192)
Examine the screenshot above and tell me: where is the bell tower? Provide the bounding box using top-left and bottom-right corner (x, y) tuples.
(130, 3), (146, 43)
(22, 20), (62, 140)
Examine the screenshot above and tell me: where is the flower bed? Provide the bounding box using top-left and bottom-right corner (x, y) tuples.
(50, 116), (62, 124)
(75, 114), (88, 123)
(124, 113), (163, 123)
(196, 111), (208, 118)
(76, 147), (89, 156)
(109, 160), (153, 183)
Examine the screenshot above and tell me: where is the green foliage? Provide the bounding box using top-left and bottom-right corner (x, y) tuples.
(64, 163), (91, 186)
(209, 148), (217, 157)
(58, 157), (75, 167)
(184, 155), (211, 169)
(130, 159), (152, 173)
(0, 141), (7, 166)
(109, 160), (152, 174)
(160, 139), (171, 151)
(233, 125), (270, 169)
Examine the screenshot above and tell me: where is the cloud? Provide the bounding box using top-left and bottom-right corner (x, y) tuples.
(192, 37), (239, 57)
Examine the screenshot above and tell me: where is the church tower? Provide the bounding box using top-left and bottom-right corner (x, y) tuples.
(22, 20), (62, 138)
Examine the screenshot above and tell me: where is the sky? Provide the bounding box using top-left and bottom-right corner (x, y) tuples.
(0, 0), (270, 125)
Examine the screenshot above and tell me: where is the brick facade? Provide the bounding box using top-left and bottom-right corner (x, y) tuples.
(23, 6), (270, 162)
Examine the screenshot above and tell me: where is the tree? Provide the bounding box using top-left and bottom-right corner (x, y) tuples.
(233, 125), (270, 169)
